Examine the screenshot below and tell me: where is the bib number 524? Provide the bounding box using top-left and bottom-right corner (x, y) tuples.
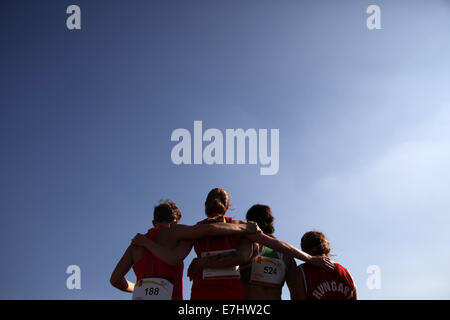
(263, 266), (277, 274)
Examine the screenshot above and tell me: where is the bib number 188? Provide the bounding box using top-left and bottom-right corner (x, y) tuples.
(145, 287), (159, 296)
(132, 278), (173, 300)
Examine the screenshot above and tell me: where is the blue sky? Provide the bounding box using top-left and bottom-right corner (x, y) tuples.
(1, 0), (450, 299)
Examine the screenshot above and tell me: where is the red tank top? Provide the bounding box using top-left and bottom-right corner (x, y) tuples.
(190, 216), (244, 300)
(300, 262), (355, 300)
(132, 225), (184, 300)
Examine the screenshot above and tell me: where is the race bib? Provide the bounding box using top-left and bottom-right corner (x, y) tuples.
(201, 249), (241, 280)
(250, 256), (285, 287)
(132, 278), (173, 300)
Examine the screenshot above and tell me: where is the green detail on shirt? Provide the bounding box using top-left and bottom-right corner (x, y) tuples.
(261, 246), (280, 259)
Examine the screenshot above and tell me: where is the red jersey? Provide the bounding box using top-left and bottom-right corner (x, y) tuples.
(132, 225), (184, 300)
(190, 216), (244, 300)
(300, 262), (355, 300)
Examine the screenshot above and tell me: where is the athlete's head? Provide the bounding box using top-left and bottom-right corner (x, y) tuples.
(204, 188), (230, 218)
(246, 204), (275, 234)
(301, 231), (331, 257)
(152, 200), (182, 226)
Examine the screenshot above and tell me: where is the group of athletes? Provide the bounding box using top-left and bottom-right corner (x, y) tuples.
(110, 188), (357, 300)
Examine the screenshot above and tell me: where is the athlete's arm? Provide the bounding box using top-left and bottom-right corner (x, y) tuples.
(295, 265), (308, 300)
(110, 245), (135, 293)
(131, 222), (259, 266)
(131, 236), (193, 266)
(284, 255), (301, 300)
(187, 237), (254, 279)
(169, 221), (260, 241)
(246, 233), (335, 271)
(352, 286), (358, 300)
(349, 274), (358, 300)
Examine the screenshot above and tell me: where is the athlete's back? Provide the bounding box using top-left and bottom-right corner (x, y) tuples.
(240, 242), (296, 300)
(299, 262), (356, 300)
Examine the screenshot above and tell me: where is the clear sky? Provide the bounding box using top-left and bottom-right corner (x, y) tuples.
(1, 0), (450, 299)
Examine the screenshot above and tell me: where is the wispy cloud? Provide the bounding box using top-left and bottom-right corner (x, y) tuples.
(301, 104), (450, 298)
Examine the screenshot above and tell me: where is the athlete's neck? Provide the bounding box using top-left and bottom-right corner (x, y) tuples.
(207, 213), (224, 217)
(153, 222), (171, 228)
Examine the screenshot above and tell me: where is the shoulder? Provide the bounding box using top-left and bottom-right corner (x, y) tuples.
(282, 251), (296, 266)
(333, 263), (348, 274)
(296, 264), (306, 278)
(157, 224), (183, 244)
(298, 262), (308, 270)
(165, 223), (194, 238)
(298, 262), (318, 275)
(297, 263), (307, 272)
(228, 217), (244, 224)
(334, 263), (355, 281)
(168, 224), (185, 231)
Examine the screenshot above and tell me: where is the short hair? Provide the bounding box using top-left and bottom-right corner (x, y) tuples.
(153, 200), (182, 223)
(301, 231), (331, 256)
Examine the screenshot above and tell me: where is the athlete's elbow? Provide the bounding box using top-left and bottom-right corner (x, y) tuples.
(110, 273), (120, 287)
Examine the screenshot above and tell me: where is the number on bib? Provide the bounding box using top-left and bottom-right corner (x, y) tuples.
(201, 249), (241, 280)
(132, 278), (173, 300)
(250, 256), (285, 287)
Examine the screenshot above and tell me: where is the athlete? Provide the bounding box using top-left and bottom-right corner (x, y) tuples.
(131, 190), (334, 300)
(296, 231), (357, 300)
(110, 199), (260, 300)
(239, 205), (300, 299)
(189, 188), (252, 300)
(187, 204), (335, 300)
